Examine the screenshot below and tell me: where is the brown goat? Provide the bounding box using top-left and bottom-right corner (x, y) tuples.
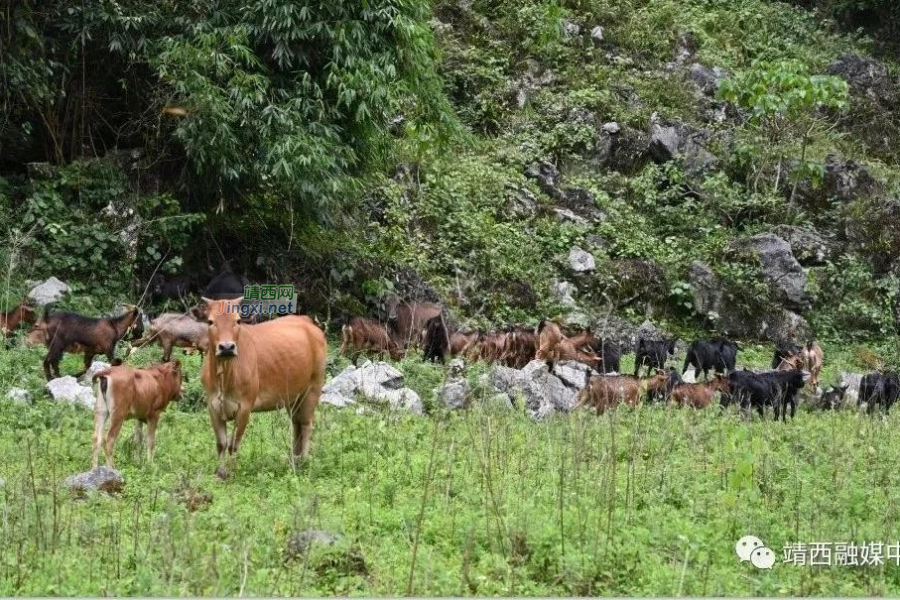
(40, 306), (142, 380)
(576, 370), (670, 415)
(132, 312), (209, 361)
(501, 326), (537, 368)
(0, 302), (36, 336)
(670, 375), (730, 409)
(450, 331), (479, 357)
(535, 320), (600, 371)
(384, 294), (442, 350)
(340, 317), (402, 364)
(92, 360), (183, 468)
(474, 331), (508, 364)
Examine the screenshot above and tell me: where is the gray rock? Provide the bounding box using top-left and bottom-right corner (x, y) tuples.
(485, 393), (515, 411)
(840, 372), (863, 404)
(437, 379), (470, 410)
(46, 376), (95, 409)
(503, 183), (538, 219)
(6, 388), (32, 404)
(65, 466), (124, 493)
(553, 360), (597, 389)
(792, 155), (881, 206)
(688, 63), (728, 96)
(524, 161), (604, 221)
(649, 124), (681, 162)
(595, 125), (651, 174)
(673, 31), (699, 65)
(689, 261), (723, 318)
(285, 529), (342, 558)
(27, 277), (71, 306)
(649, 121), (718, 172)
(635, 320), (667, 343)
(448, 358), (466, 377)
(79, 361), (111, 385)
(321, 362), (423, 414)
(602, 121), (620, 134)
(488, 359), (589, 419)
(826, 53), (894, 99)
(568, 246), (596, 273)
(729, 233), (809, 310)
(590, 25), (605, 44)
(512, 60), (555, 108)
(591, 315), (639, 353)
(550, 280), (579, 309)
(772, 225), (833, 266)
(552, 208), (589, 225)
(562, 20), (581, 37)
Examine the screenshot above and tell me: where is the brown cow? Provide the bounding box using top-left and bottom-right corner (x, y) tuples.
(197, 297), (327, 478)
(91, 360), (183, 468)
(384, 294), (441, 350)
(576, 370), (670, 415)
(670, 374), (730, 409)
(473, 330), (507, 364)
(339, 316), (402, 364)
(0, 302), (36, 336)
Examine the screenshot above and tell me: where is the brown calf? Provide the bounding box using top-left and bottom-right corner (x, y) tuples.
(501, 326), (537, 368)
(0, 302), (36, 336)
(91, 360), (183, 468)
(670, 375), (730, 409)
(197, 297), (327, 478)
(339, 316), (402, 364)
(576, 370), (670, 415)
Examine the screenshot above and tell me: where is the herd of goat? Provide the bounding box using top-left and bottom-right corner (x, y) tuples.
(1, 264), (899, 474)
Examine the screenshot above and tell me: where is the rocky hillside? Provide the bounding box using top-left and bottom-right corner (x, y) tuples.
(1, 0), (899, 347)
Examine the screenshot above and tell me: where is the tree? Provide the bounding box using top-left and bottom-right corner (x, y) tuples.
(719, 59), (849, 200)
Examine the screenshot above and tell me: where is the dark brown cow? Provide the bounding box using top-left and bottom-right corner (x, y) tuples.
(91, 360), (183, 468)
(339, 316), (401, 364)
(501, 325), (537, 368)
(383, 294), (441, 350)
(197, 297), (327, 478)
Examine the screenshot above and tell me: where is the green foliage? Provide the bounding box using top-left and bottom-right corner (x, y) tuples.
(719, 60), (849, 121)
(10, 161), (202, 288)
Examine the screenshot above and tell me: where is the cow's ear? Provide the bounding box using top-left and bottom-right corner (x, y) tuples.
(111, 358), (123, 367)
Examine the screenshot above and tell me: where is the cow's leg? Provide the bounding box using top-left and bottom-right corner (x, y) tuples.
(161, 339), (173, 362)
(293, 377), (324, 461)
(44, 339), (65, 380)
(104, 414), (124, 468)
(146, 415), (159, 462)
(134, 420), (144, 450)
(91, 401), (108, 470)
(228, 404), (251, 456)
(208, 406), (230, 479)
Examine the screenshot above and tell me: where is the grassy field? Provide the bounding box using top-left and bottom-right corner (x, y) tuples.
(2, 335), (900, 595)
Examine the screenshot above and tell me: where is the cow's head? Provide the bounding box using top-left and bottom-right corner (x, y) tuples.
(200, 296), (244, 358)
(666, 338), (677, 355)
(384, 294), (401, 323)
(160, 360), (184, 398)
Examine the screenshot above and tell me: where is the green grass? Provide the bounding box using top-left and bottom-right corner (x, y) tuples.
(1, 336), (899, 595)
